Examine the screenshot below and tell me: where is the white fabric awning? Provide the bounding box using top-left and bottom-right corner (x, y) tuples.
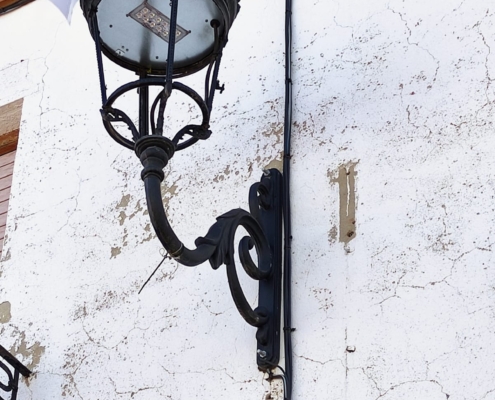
(48, 0), (79, 23)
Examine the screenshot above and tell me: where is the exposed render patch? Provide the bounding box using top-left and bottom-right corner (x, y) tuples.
(10, 331), (45, 371)
(110, 246), (121, 258)
(112, 196), (153, 257)
(160, 177), (180, 215)
(333, 162), (358, 244)
(118, 210), (127, 226)
(264, 153), (283, 172)
(0, 301), (11, 323)
(117, 194), (131, 208)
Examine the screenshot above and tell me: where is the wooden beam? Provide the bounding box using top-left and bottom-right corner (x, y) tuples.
(0, 0), (23, 7)
(0, 99), (22, 155)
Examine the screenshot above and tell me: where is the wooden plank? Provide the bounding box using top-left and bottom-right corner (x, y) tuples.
(0, 162), (14, 180)
(0, 224), (5, 240)
(0, 213), (7, 228)
(0, 98), (21, 156)
(0, 151), (15, 168)
(0, 174), (13, 192)
(0, 0), (23, 6)
(0, 98), (22, 136)
(0, 131), (18, 156)
(0, 200), (8, 215)
(0, 187), (11, 203)
(0, 0), (22, 11)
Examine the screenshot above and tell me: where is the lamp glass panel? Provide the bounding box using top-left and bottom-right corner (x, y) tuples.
(97, 0), (223, 72)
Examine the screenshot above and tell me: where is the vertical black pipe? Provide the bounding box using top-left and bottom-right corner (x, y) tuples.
(91, 14), (108, 105)
(139, 72), (149, 137)
(155, 0), (179, 136)
(283, 0), (294, 398)
(165, 0), (179, 95)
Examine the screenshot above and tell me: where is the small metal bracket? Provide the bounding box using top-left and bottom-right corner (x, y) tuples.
(216, 80), (225, 93)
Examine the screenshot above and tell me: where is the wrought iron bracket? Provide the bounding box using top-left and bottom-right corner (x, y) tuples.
(0, 345), (31, 400)
(253, 169), (283, 370)
(135, 135), (283, 369)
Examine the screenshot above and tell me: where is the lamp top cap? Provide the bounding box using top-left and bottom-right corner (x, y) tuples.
(81, 0), (240, 76)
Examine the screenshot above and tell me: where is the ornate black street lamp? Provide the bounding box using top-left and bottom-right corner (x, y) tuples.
(80, 0), (286, 373)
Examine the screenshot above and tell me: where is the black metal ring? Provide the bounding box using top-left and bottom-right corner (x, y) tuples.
(102, 78), (210, 151)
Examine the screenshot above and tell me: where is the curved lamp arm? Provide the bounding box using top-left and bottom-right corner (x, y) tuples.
(135, 135), (283, 365)
(136, 136), (214, 265)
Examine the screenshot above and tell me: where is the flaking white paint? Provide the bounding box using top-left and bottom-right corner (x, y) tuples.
(0, 0), (495, 399)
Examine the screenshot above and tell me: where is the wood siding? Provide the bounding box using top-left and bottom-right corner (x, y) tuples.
(0, 98), (21, 257)
(0, 151), (15, 254)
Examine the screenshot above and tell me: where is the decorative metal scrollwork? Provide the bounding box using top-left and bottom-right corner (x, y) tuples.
(0, 345), (31, 400)
(100, 78), (211, 151)
(135, 134), (283, 369)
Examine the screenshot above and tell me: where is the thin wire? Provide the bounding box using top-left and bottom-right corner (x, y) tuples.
(138, 253), (169, 294)
(282, 0), (294, 398)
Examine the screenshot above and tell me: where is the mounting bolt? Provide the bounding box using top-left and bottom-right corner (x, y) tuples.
(346, 346), (356, 353)
(257, 349), (267, 359)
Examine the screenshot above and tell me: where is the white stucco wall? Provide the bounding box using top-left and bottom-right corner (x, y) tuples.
(1, 0), (495, 399)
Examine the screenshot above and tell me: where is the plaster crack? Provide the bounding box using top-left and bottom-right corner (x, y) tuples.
(403, 243), (494, 290)
(296, 354), (345, 369)
(109, 376), (165, 398)
(377, 271), (407, 305)
(350, 366), (381, 395)
(201, 299), (228, 316)
(38, 22), (64, 132)
(56, 172), (82, 234)
(375, 379), (449, 400)
(481, 388), (495, 400)
(388, 7), (440, 89)
(476, 25), (493, 103)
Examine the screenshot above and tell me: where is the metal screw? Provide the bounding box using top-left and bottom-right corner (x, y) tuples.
(346, 346), (356, 353)
(257, 349), (267, 358)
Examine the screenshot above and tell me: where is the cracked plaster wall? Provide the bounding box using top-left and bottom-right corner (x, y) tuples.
(1, 0), (495, 399)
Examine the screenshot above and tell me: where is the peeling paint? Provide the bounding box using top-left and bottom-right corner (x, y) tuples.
(332, 162), (358, 244)
(139, 232), (154, 244)
(160, 178), (180, 215)
(117, 210), (127, 226)
(117, 194), (130, 208)
(10, 332), (45, 371)
(264, 154), (283, 172)
(0, 301), (11, 323)
(110, 247), (121, 258)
